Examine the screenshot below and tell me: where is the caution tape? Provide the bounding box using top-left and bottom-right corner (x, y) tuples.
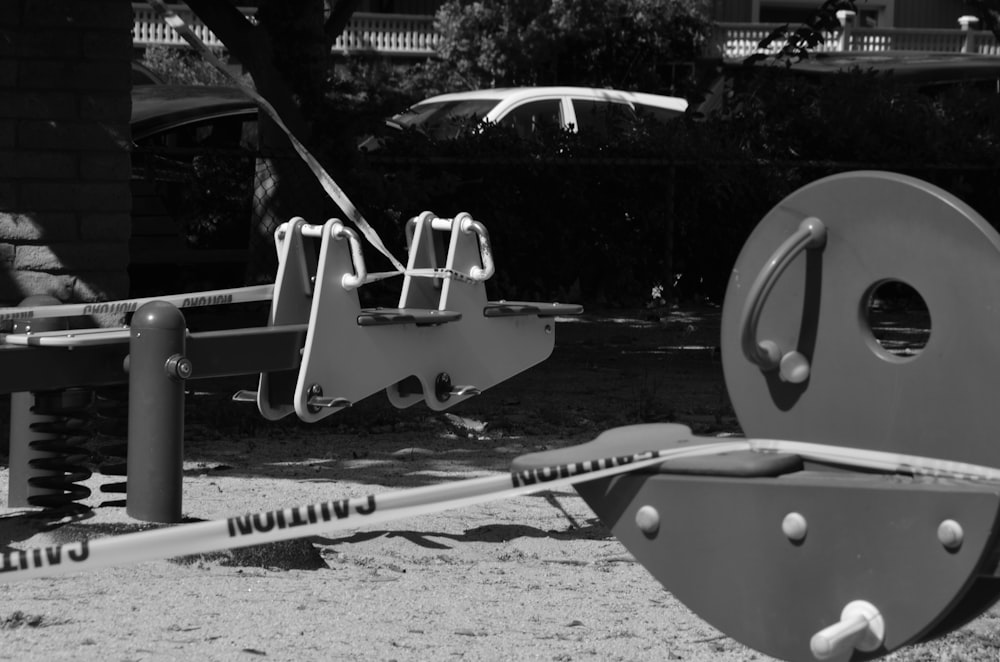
(0, 265), (480, 322)
(5, 435), (1000, 583)
(147, 0), (405, 274)
(0, 284), (276, 323)
(0, 440), (750, 583)
(749, 438), (1000, 481)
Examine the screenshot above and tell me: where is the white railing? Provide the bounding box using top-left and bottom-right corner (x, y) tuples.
(132, 3), (437, 56)
(133, 4), (998, 61)
(332, 12), (438, 56)
(131, 3), (255, 49)
(713, 21), (1000, 60)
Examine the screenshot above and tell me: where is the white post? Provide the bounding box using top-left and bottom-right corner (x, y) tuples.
(837, 10), (856, 52)
(958, 15), (980, 53)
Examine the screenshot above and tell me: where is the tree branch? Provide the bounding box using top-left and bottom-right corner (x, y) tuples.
(184, 0), (269, 76)
(324, 0), (365, 44)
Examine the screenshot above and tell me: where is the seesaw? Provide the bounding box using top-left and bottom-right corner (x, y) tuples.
(4, 171), (1000, 662)
(0, 211), (579, 522)
(514, 170), (1000, 661)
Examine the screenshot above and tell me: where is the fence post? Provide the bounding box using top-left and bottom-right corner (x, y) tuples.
(126, 301), (190, 523)
(837, 10), (856, 52)
(958, 15), (979, 53)
(664, 164), (676, 306)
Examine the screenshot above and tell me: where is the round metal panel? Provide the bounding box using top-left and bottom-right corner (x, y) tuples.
(721, 171), (1000, 466)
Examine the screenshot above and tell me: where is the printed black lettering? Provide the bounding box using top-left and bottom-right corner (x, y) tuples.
(333, 500), (350, 519)
(0, 552), (16, 573)
(275, 510), (287, 529)
(45, 547), (61, 565)
(182, 295), (233, 308)
(252, 512), (275, 533)
(305, 505), (318, 524)
(82, 302), (138, 315)
(287, 509), (308, 527)
(228, 515), (254, 537)
(355, 495), (376, 516)
(67, 541), (89, 562)
(512, 471), (538, 488)
(320, 502), (332, 522)
(17, 551), (28, 570)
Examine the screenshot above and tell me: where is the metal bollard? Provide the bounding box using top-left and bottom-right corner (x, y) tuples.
(126, 301), (190, 523)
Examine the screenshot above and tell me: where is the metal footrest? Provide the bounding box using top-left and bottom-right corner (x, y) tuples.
(483, 302), (583, 318)
(231, 389), (258, 403)
(357, 308), (461, 326)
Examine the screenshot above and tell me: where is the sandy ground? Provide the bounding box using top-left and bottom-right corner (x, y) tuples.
(0, 308), (997, 661)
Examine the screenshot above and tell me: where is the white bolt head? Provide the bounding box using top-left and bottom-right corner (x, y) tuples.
(782, 512), (808, 542)
(938, 519), (964, 550)
(635, 505), (660, 536)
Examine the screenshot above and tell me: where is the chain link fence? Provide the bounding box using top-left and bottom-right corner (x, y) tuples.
(131, 136), (1000, 307)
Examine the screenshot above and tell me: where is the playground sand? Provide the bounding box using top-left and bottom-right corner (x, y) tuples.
(0, 307), (997, 661)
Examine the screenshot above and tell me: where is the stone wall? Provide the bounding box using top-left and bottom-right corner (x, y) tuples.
(0, 0), (133, 318)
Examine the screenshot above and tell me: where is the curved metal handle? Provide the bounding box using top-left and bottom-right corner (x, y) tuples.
(404, 211), (437, 249)
(456, 212), (495, 281)
(329, 220), (367, 290)
(740, 217), (826, 383)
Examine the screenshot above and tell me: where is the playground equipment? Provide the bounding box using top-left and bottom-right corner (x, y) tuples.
(0, 211), (580, 522)
(246, 212), (572, 422)
(5, 171), (1000, 661)
(515, 170), (1000, 661)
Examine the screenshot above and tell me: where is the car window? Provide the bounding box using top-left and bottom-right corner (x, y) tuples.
(136, 115), (258, 152)
(394, 99), (500, 140)
(570, 99), (637, 140)
(498, 99), (562, 139)
(633, 103), (685, 124)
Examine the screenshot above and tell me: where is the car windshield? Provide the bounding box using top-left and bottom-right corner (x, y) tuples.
(391, 99), (500, 139)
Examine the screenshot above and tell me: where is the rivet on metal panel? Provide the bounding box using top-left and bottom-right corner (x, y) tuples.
(635, 505), (660, 537)
(937, 519), (964, 551)
(782, 511), (808, 542)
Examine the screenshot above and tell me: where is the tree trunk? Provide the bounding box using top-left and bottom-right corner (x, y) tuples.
(182, 0), (362, 283)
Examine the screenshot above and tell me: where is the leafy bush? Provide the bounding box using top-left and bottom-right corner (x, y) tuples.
(140, 46), (249, 87)
(430, 0), (711, 93)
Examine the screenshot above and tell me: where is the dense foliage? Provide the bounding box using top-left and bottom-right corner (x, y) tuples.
(428, 0), (711, 93)
(345, 69), (1000, 307)
(141, 46), (242, 86)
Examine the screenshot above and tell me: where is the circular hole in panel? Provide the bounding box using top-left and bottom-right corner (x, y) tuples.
(863, 280), (931, 359)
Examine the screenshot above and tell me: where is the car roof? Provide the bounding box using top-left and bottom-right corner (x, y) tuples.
(131, 85), (257, 140)
(414, 86), (688, 111)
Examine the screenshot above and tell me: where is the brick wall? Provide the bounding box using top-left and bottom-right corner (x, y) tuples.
(0, 0), (133, 319)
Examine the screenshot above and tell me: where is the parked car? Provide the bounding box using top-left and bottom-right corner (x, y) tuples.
(129, 85), (258, 297)
(359, 86), (689, 149)
(131, 84), (257, 144)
